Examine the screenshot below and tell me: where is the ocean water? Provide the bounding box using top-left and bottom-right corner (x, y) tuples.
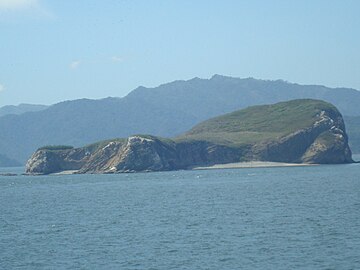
(1, 159), (360, 269)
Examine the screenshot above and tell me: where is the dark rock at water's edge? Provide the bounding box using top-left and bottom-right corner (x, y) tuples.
(0, 173), (17, 176)
(25, 99), (353, 175)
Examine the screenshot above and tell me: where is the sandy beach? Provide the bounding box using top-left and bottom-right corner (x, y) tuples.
(192, 161), (315, 170)
(50, 162), (314, 175)
(51, 170), (79, 175)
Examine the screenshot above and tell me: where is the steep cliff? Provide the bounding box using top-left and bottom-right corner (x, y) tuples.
(26, 99), (353, 174)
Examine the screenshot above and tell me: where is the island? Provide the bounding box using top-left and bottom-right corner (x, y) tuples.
(25, 99), (353, 175)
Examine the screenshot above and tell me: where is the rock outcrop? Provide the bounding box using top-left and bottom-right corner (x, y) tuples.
(25, 148), (88, 175)
(252, 109), (353, 163)
(25, 99), (354, 175)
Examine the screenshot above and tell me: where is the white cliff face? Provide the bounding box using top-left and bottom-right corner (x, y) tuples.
(76, 136), (175, 174)
(128, 136), (154, 143)
(114, 136), (163, 172)
(301, 112), (352, 164)
(251, 108), (352, 164)
(25, 150), (48, 174)
(25, 148), (87, 174)
(313, 110), (333, 128)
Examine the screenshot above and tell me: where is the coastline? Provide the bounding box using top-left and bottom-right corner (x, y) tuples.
(51, 170), (79, 175)
(49, 162), (315, 175)
(27, 160), (360, 175)
(192, 161), (316, 170)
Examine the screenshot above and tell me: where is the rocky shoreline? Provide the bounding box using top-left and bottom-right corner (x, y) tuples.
(25, 100), (354, 175)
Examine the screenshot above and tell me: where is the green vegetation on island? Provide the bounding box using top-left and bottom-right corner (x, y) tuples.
(177, 99), (338, 147)
(26, 99), (353, 175)
(38, 145), (74, 151)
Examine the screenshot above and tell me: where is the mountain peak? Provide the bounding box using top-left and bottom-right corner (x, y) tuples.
(210, 74), (233, 80)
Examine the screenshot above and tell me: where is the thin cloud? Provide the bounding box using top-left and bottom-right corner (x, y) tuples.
(0, 0), (54, 20)
(0, 83), (4, 92)
(111, 56), (123, 63)
(70, 60), (81, 70)
(0, 0), (38, 10)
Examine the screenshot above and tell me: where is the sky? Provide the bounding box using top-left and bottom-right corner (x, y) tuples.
(0, 0), (360, 107)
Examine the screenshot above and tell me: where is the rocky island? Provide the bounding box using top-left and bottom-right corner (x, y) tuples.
(26, 99), (353, 174)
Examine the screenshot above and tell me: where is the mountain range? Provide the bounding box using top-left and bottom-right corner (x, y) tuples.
(0, 104), (48, 118)
(1, 75), (360, 166)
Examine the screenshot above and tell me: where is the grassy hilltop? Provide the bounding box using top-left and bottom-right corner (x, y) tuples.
(177, 99), (338, 148)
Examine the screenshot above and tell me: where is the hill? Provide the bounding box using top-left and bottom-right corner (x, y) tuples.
(0, 154), (21, 167)
(178, 99), (338, 146)
(344, 116), (360, 153)
(1, 75), (360, 165)
(127, 75), (360, 118)
(26, 99), (353, 174)
(0, 104), (47, 117)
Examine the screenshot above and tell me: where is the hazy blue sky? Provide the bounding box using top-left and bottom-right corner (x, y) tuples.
(1, 0), (360, 106)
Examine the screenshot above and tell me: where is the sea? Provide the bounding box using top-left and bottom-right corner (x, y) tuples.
(1, 155), (360, 270)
